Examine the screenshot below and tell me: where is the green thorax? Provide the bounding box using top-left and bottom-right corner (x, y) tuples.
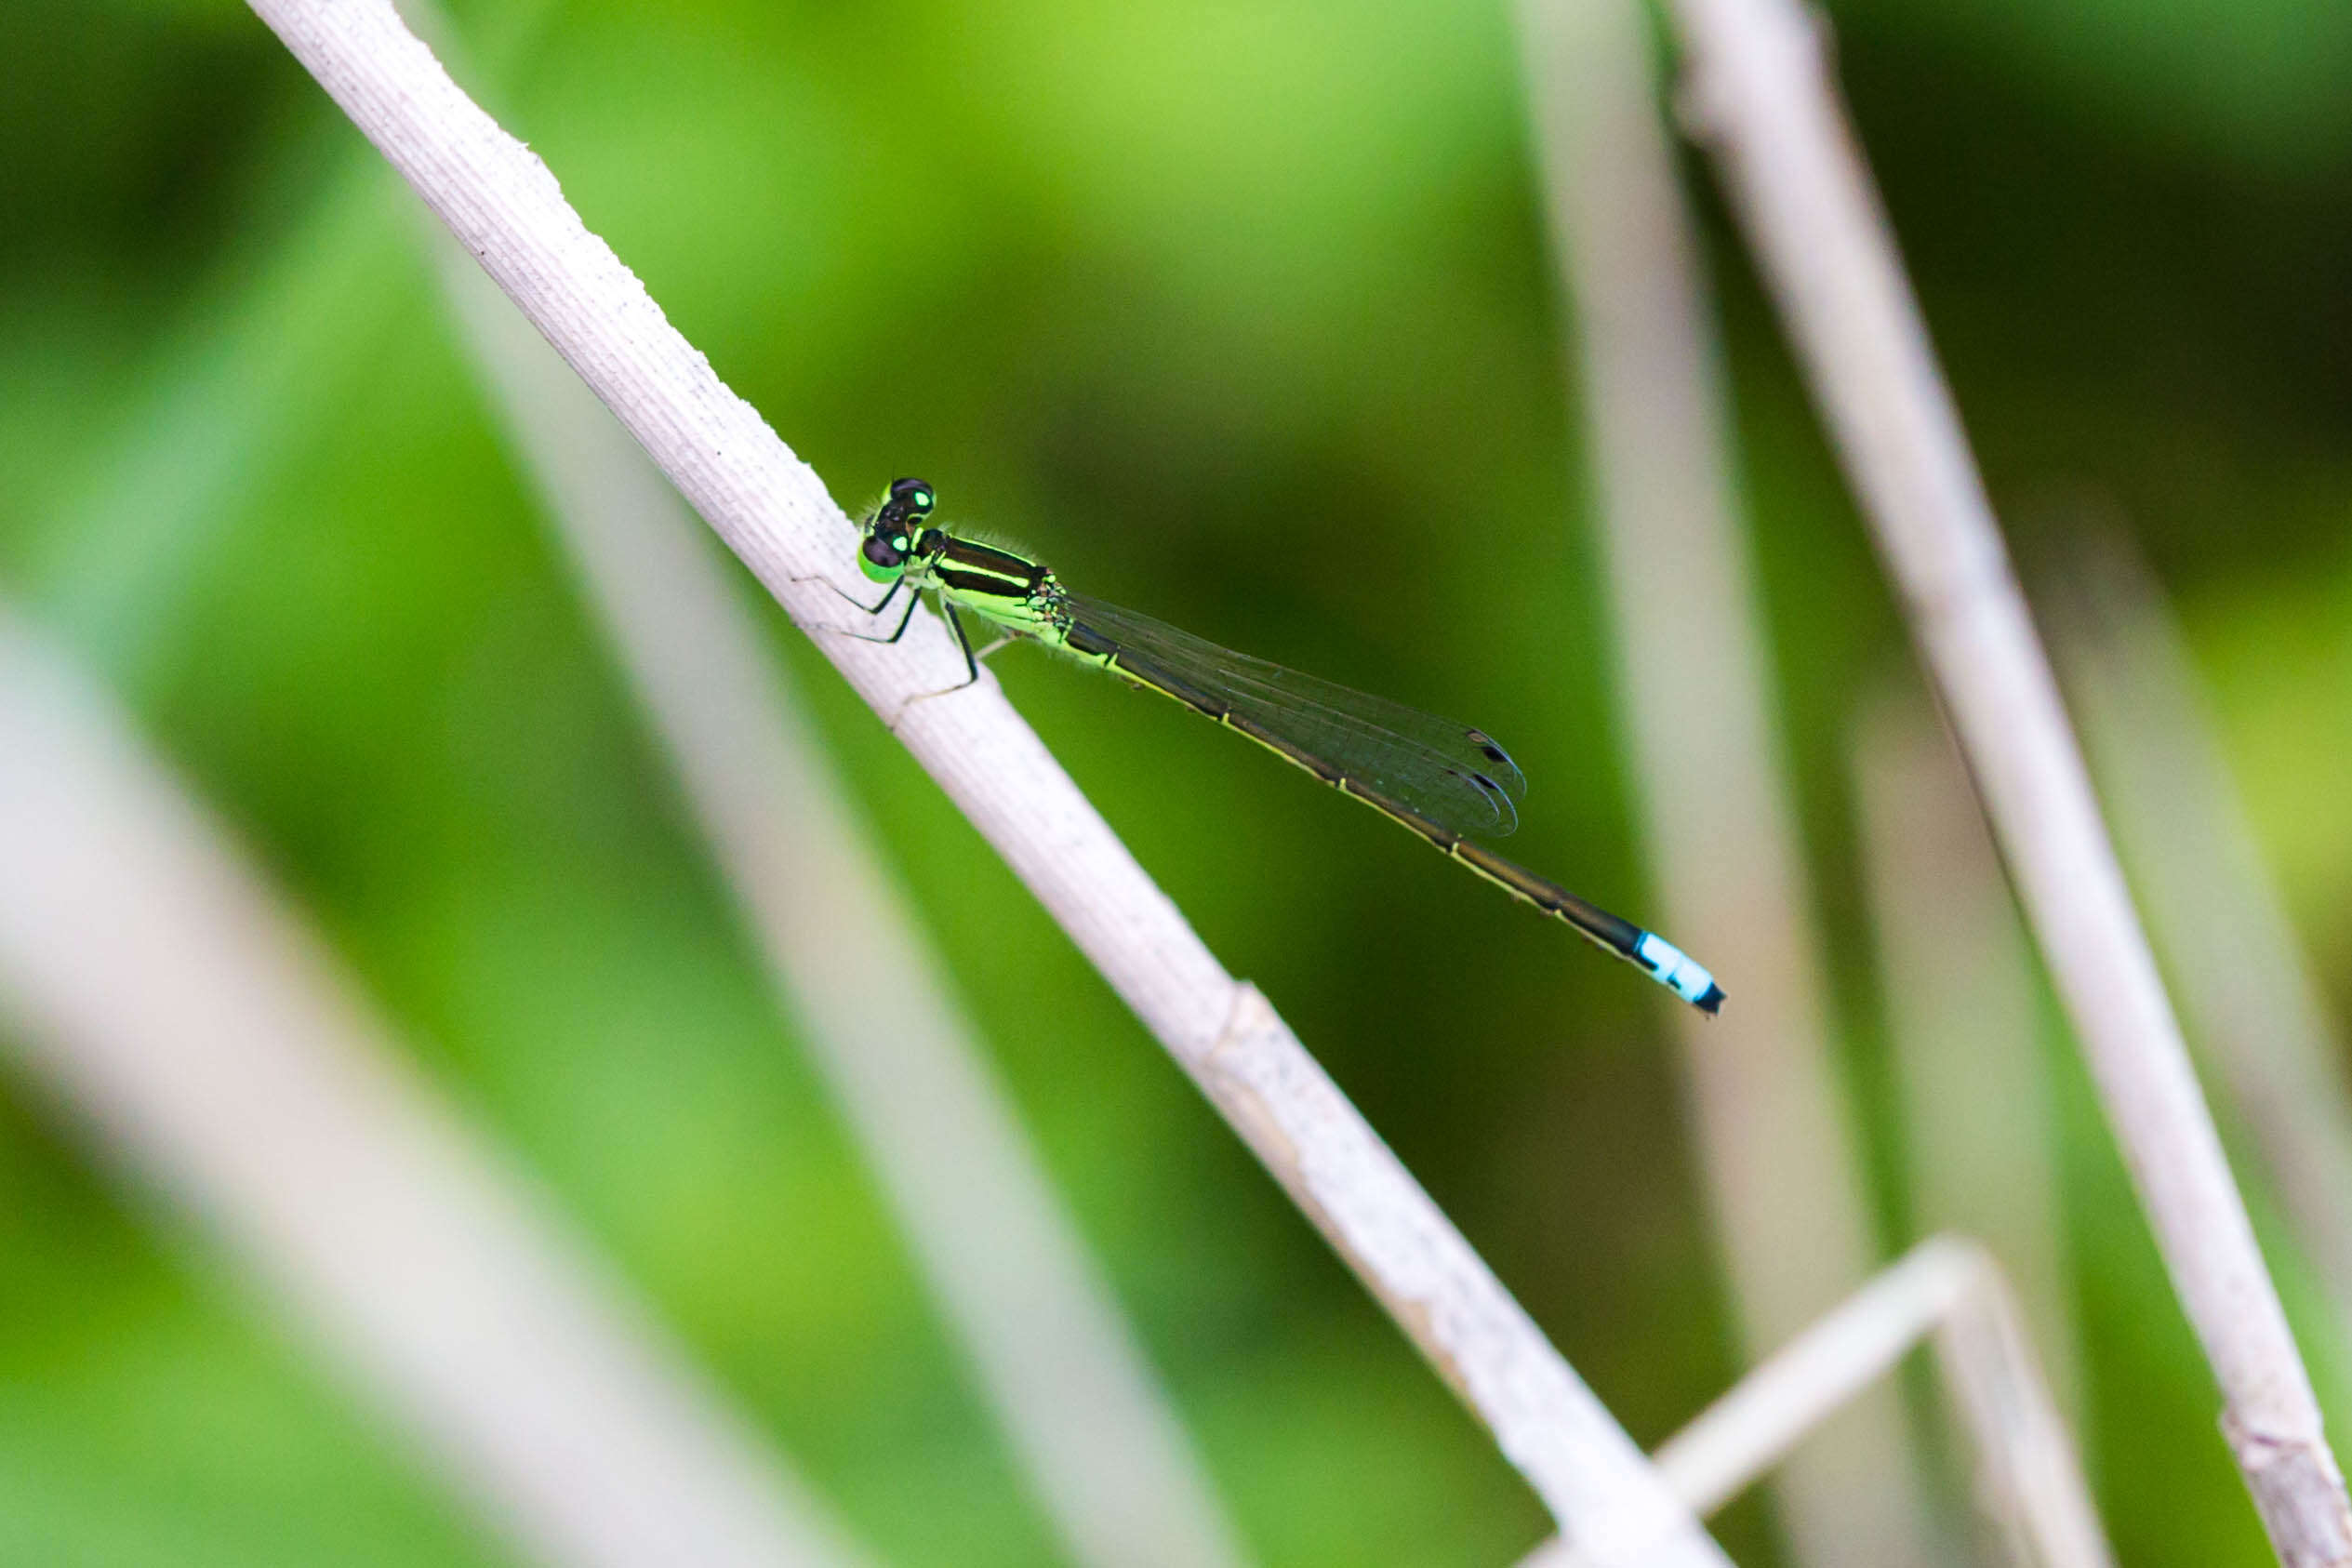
(920, 535), (1068, 638)
(856, 481), (1072, 641)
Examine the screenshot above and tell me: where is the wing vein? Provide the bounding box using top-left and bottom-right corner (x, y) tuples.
(1059, 594), (1525, 838)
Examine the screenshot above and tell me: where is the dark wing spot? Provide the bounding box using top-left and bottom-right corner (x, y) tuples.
(1467, 729), (1511, 767)
(1465, 770), (1515, 823)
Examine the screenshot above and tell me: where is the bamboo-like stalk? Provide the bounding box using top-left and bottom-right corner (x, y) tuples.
(1657, 0), (2352, 1557)
(427, 222), (1250, 1568)
(1519, 1238), (2113, 1568)
(2049, 532), (2352, 1353)
(1853, 686), (2080, 1421)
(0, 607), (872, 1568)
(1516, 0), (1937, 1561)
(237, 1), (1728, 1556)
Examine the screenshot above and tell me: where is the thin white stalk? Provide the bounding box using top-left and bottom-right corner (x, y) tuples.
(238, 1), (1727, 1556)
(425, 221), (1249, 1568)
(2049, 532), (2352, 1350)
(1520, 1238), (2113, 1568)
(1854, 686), (2080, 1422)
(1517, 0), (1936, 1561)
(1657, 0), (2352, 1556)
(0, 606), (873, 1568)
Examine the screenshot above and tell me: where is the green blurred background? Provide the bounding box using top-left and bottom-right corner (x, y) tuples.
(1, 0), (2347, 1562)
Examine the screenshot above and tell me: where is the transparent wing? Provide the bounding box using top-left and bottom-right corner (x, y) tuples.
(1060, 593), (1526, 838)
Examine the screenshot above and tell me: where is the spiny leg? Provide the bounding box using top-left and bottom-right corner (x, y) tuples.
(886, 605), (1016, 726)
(833, 584), (924, 645)
(939, 603), (983, 692)
(802, 578), (924, 645)
(793, 572), (903, 619)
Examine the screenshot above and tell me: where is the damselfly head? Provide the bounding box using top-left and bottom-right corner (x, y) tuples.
(860, 477), (942, 582)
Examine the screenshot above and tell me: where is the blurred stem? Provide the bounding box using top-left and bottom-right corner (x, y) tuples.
(1853, 685), (2081, 1426)
(405, 6), (1253, 1561)
(1658, 0), (2352, 1557)
(0, 606), (873, 1568)
(422, 187), (1252, 1568)
(2049, 530), (2352, 1362)
(1519, 1239), (2112, 1568)
(238, 0), (1729, 1555)
(1516, 0), (1939, 1561)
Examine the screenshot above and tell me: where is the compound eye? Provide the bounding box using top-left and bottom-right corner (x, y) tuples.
(862, 532), (905, 569)
(888, 476), (935, 516)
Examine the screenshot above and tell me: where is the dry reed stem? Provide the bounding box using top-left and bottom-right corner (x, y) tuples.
(426, 220), (1249, 1568)
(1518, 1238), (2112, 1568)
(1853, 687), (2081, 1420)
(1658, 0), (2352, 1557)
(2048, 532), (2352, 1350)
(0, 607), (872, 1568)
(1517, 0), (1936, 1560)
(237, 1), (1727, 1555)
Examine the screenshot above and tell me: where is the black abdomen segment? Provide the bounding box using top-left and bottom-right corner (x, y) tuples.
(1061, 625), (1725, 1007)
(937, 539), (1049, 600)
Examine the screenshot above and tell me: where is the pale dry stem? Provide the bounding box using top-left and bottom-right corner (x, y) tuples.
(235, 0), (1726, 1554)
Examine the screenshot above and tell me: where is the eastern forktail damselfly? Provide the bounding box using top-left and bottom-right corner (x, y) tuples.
(829, 478), (1723, 1013)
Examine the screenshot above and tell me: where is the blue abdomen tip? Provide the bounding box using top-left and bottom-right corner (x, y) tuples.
(1635, 932), (1725, 1015)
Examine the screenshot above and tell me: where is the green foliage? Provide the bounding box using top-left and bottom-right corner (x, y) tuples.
(0, 0), (2345, 1561)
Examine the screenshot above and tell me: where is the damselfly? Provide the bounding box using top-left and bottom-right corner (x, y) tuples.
(830, 478), (1724, 1013)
